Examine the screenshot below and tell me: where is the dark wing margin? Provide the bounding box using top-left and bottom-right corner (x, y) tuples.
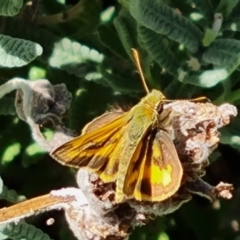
(123, 129), (183, 201)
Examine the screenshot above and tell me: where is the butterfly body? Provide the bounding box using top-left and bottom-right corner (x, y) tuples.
(51, 89), (183, 203)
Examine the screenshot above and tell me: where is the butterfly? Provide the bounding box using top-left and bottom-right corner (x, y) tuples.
(51, 49), (206, 203)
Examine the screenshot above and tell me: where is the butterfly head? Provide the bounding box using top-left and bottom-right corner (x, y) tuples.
(142, 90), (166, 109)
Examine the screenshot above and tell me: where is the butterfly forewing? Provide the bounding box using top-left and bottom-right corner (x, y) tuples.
(82, 110), (124, 134)
(51, 113), (126, 181)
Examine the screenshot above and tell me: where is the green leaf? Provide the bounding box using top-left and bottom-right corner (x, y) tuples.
(100, 6), (116, 23)
(179, 68), (229, 88)
(119, 0), (130, 9)
(97, 24), (129, 59)
(158, 232), (170, 240)
(224, 88), (240, 103)
(1, 142), (21, 164)
(223, 18), (240, 32)
(220, 127), (240, 148)
(130, 0), (202, 53)
(68, 0), (102, 37)
(114, 10), (138, 59)
(216, 0), (239, 17)
(0, 0), (23, 16)
(202, 39), (240, 73)
(0, 34), (43, 67)
(28, 66), (47, 80)
(0, 97), (15, 115)
(99, 67), (143, 95)
(202, 28), (219, 46)
(218, 117), (240, 148)
(25, 143), (45, 156)
(138, 24), (178, 76)
(188, 0), (214, 24)
(0, 231), (7, 240)
(0, 185), (25, 203)
(49, 38), (104, 76)
(0, 222), (52, 240)
(21, 142), (46, 168)
(0, 176), (3, 194)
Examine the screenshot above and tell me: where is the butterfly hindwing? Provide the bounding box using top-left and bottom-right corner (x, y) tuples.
(123, 129), (183, 201)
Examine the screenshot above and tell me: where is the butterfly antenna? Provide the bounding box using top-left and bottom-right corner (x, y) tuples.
(132, 48), (150, 94)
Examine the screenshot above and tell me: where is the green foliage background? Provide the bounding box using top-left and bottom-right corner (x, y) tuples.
(1, 0), (240, 239)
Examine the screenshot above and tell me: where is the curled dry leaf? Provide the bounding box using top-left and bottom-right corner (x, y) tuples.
(15, 79), (72, 126)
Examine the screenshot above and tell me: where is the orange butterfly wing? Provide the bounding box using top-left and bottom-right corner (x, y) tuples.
(123, 129), (183, 201)
(51, 112), (127, 182)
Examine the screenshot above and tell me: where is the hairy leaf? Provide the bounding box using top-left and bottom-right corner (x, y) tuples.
(179, 68), (229, 88)
(0, 222), (52, 240)
(0, 0), (23, 16)
(130, 0), (202, 53)
(114, 10), (138, 59)
(99, 67), (143, 95)
(216, 0), (239, 17)
(0, 34), (42, 67)
(0, 186), (25, 203)
(202, 38), (240, 73)
(49, 38), (104, 77)
(97, 24), (129, 59)
(138, 25), (178, 76)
